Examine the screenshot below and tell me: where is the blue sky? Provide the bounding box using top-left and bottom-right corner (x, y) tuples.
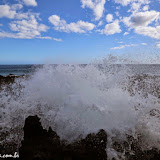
(0, 0), (160, 64)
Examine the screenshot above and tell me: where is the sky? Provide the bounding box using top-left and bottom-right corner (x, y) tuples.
(0, 0), (160, 64)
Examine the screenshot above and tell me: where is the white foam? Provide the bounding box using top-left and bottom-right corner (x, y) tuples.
(0, 60), (160, 159)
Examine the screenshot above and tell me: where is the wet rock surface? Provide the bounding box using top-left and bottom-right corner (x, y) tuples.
(1, 115), (160, 160)
(18, 115), (160, 160)
(0, 74), (26, 90)
(0, 75), (17, 88)
(19, 115), (108, 160)
(126, 74), (160, 98)
(112, 135), (160, 160)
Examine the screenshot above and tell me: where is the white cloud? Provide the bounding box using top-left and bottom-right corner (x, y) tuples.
(141, 43), (147, 45)
(0, 32), (17, 39)
(0, 4), (38, 19)
(49, 15), (60, 26)
(0, 5), (17, 19)
(53, 38), (63, 42)
(11, 4), (23, 10)
(123, 11), (159, 28)
(115, 11), (119, 17)
(123, 10), (160, 39)
(38, 36), (53, 40)
(111, 44), (137, 50)
(23, 0), (37, 6)
(130, 2), (141, 12)
(15, 12), (31, 19)
(0, 15), (49, 39)
(0, 24), (3, 26)
(81, 0), (106, 20)
(114, 0), (150, 7)
(10, 15), (48, 38)
(132, 11), (159, 27)
(118, 41), (123, 44)
(38, 37), (63, 41)
(98, 20), (103, 26)
(142, 5), (149, 11)
(115, 0), (151, 15)
(114, 0), (133, 6)
(106, 14), (113, 22)
(124, 32), (129, 35)
(49, 15), (95, 33)
(101, 20), (121, 35)
(157, 43), (160, 48)
(111, 45), (125, 50)
(134, 26), (160, 39)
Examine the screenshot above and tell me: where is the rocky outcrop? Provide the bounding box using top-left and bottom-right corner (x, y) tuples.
(112, 135), (160, 160)
(0, 75), (17, 87)
(0, 74), (26, 90)
(1, 115), (160, 160)
(19, 115), (108, 160)
(126, 74), (160, 98)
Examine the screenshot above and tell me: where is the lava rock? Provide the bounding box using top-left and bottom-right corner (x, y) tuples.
(112, 135), (160, 160)
(19, 115), (108, 160)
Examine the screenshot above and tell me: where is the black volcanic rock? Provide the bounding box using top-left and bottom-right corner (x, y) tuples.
(2, 115), (160, 160)
(0, 75), (26, 90)
(0, 75), (16, 87)
(112, 135), (160, 160)
(19, 115), (108, 160)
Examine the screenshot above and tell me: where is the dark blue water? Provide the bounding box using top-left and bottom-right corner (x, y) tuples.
(0, 65), (38, 76)
(1, 64), (160, 76)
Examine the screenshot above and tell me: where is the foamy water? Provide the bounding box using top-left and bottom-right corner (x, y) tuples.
(0, 59), (160, 159)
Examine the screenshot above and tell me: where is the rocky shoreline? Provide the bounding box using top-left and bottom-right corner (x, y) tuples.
(1, 73), (160, 98)
(19, 115), (107, 160)
(0, 74), (26, 90)
(1, 74), (160, 159)
(1, 115), (160, 160)
(19, 116), (160, 160)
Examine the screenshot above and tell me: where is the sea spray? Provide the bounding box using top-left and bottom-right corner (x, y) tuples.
(0, 58), (160, 159)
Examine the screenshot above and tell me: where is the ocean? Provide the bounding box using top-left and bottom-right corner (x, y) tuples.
(0, 65), (38, 76)
(1, 64), (160, 76)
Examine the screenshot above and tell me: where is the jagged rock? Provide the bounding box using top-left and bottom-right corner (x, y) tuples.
(19, 115), (108, 160)
(0, 75), (24, 90)
(126, 74), (160, 98)
(1, 115), (160, 160)
(0, 75), (16, 86)
(112, 135), (160, 160)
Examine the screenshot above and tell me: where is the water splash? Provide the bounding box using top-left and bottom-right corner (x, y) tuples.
(0, 56), (160, 159)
